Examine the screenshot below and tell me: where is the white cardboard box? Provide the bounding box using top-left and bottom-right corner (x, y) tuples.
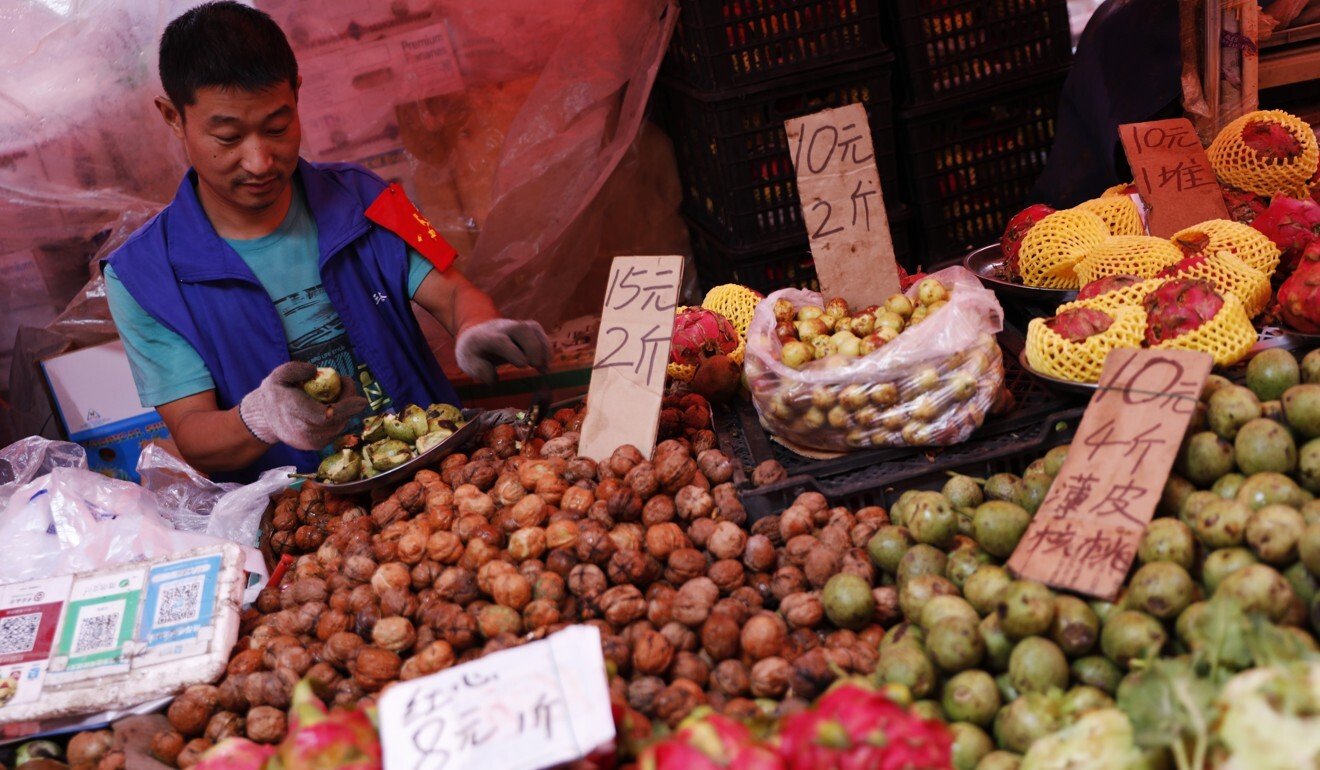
(40, 341), (169, 482)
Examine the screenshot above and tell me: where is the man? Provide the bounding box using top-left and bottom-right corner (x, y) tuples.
(105, 1), (548, 482)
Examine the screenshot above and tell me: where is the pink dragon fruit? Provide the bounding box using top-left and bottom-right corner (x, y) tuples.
(775, 682), (950, 770)
(1044, 308), (1115, 342)
(277, 680), (382, 770)
(639, 710), (783, 770)
(1223, 186), (1268, 224)
(1278, 256), (1320, 333)
(1242, 118), (1304, 161)
(999, 203), (1056, 277)
(1142, 278), (1224, 345)
(671, 308), (739, 366)
(1251, 196), (1320, 272)
(194, 738), (275, 770)
(1077, 274), (1142, 301)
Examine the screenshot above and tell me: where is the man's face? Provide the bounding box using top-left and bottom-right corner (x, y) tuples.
(157, 81), (301, 216)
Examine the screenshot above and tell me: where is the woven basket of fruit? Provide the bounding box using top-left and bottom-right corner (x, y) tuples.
(743, 266), (1005, 451)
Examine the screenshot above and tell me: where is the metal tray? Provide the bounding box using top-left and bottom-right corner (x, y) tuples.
(307, 409), (487, 494)
(1016, 348), (1101, 396)
(964, 243), (1077, 305)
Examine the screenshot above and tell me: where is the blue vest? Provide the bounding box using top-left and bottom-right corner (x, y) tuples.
(106, 159), (460, 482)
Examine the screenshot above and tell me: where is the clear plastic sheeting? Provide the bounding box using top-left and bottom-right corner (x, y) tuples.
(0, 436), (272, 595)
(0, 435), (87, 508)
(1, 0), (683, 448)
(135, 442), (292, 545)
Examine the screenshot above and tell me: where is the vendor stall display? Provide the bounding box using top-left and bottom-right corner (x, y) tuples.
(6, 1), (1320, 770)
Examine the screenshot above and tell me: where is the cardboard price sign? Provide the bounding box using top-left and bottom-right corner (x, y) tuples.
(1119, 118), (1228, 237)
(1007, 348), (1212, 599)
(785, 103), (900, 308)
(578, 256), (684, 462)
(379, 626), (615, 770)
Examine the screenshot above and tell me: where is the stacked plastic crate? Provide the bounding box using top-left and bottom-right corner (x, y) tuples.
(658, 0), (909, 294)
(887, 0), (1074, 262)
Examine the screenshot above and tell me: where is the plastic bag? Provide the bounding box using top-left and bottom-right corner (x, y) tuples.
(136, 443), (292, 546)
(0, 438), (271, 602)
(744, 266), (1006, 452)
(0, 435), (86, 507)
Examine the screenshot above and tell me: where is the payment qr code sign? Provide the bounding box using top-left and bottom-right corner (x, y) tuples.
(54, 568), (145, 673)
(140, 555), (221, 654)
(0, 604), (62, 667)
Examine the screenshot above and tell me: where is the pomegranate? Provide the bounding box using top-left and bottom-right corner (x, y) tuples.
(775, 682), (951, 770)
(671, 308), (739, 367)
(689, 355), (742, 403)
(1142, 278), (1224, 345)
(1076, 274), (1142, 301)
(1251, 197), (1320, 272)
(1277, 255), (1320, 333)
(1044, 308), (1114, 342)
(999, 204), (1056, 278)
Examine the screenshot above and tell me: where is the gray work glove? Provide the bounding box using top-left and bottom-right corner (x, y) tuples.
(455, 318), (550, 384)
(238, 361), (368, 451)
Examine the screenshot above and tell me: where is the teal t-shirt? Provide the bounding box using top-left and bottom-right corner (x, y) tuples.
(105, 182), (436, 410)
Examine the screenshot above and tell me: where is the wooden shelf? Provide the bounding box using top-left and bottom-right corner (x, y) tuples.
(1260, 37), (1320, 89)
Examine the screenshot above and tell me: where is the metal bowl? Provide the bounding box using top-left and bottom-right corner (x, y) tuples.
(308, 410), (486, 494)
(1017, 349), (1099, 397)
(964, 244), (1078, 305)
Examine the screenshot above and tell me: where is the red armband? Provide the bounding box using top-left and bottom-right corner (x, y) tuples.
(364, 183), (458, 272)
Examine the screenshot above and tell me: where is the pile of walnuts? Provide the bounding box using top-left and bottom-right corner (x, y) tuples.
(139, 399), (890, 768)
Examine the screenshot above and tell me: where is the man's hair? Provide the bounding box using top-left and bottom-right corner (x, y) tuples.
(159, 1), (298, 115)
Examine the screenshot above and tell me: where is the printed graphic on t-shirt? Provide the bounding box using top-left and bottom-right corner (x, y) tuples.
(272, 286), (392, 415)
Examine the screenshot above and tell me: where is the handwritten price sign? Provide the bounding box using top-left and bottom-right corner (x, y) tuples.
(1008, 349), (1212, 599)
(577, 256), (683, 462)
(379, 626), (614, 770)
(785, 103), (900, 308)
(1119, 118), (1228, 237)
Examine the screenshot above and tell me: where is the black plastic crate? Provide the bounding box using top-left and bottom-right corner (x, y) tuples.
(688, 204), (916, 295)
(713, 324), (1085, 518)
(660, 54), (900, 248)
(664, 0), (886, 91)
(894, 0), (1072, 104)
(900, 67), (1065, 261)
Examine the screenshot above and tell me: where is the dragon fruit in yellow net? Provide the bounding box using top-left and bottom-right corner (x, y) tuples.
(1170, 219), (1281, 277)
(1025, 305), (1147, 383)
(1017, 209), (1109, 288)
(1140, 278), (1256, 365)
(1207, 110), (1320, 198)
(1073, 235), (1183, 284)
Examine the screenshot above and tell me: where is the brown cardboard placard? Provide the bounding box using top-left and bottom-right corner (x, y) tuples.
(577, 256), (684, 462)
(785, 104), (900, 308)
(1007, 348), (1212, 599)
(1119, 117), (1229, 237)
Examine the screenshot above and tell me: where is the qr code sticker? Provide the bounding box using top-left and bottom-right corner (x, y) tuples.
(0, 613), (41, 656)
(153, 576), (204, 628)
(72, 612), (121, 656)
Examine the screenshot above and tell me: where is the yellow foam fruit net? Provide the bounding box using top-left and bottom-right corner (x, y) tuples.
(1157, 251), (1271, 317)
(1150, 291), (1256, 367)
(1075, 196), (1145, 236)
(1018, 209), (1110, 289)
(1169, 219), (1281, 277)
(1060, 277), (1164, 315)
(1102, 182), (1135, 198)
(667, 285), (760, 382)
(1026, 306), (1148, 383)
(1207, 109), (1320, 198)
(1074, 235), (1183, 284)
